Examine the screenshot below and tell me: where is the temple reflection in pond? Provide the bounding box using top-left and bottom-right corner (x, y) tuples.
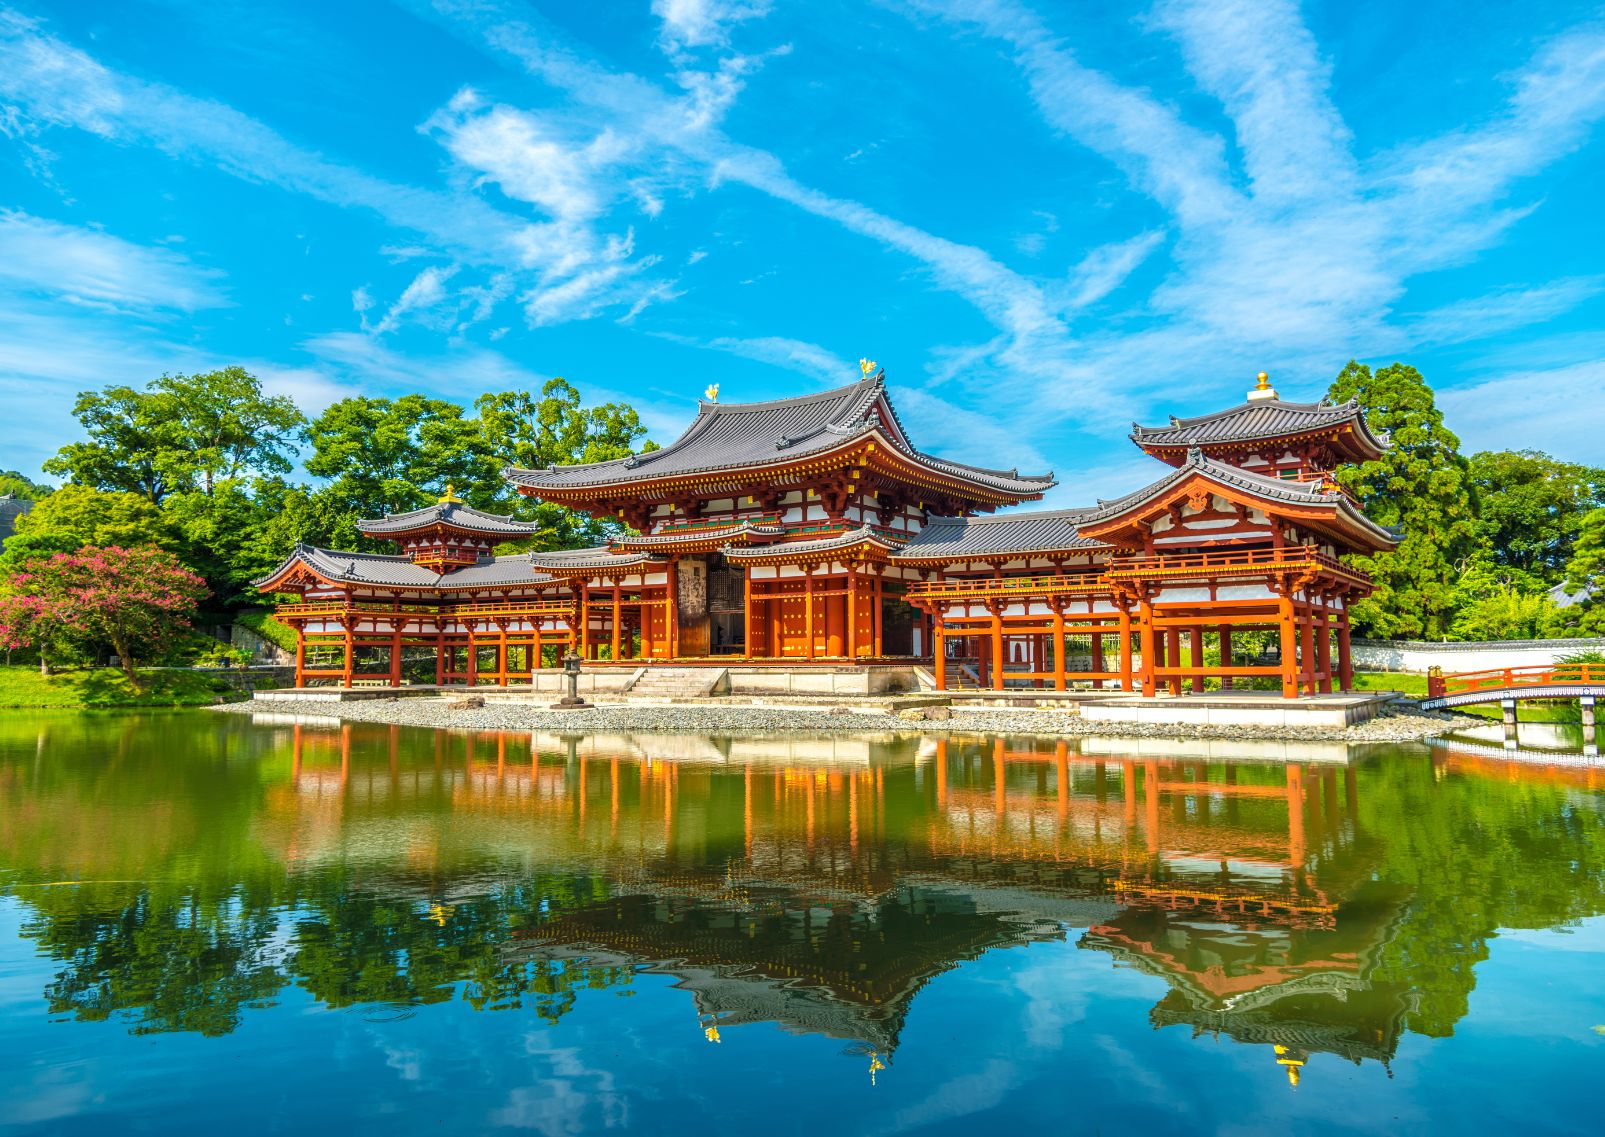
(5, 714), (1604, 1091)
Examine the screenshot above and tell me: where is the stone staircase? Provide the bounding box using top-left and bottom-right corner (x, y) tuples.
(623, 667), (730, 701)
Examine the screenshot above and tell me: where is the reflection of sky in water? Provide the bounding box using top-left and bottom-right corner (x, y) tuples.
(2, 712), (1604, 1135)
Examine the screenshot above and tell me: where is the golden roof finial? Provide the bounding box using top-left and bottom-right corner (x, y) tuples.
(437, 483), (461, 504)
(1256, 371), (1270, 390)
(704, 383), (719, 402)
(860, 358), (878, 377)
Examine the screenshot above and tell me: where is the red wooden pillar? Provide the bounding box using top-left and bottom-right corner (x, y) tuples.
(1277, 593), (1298, 699)
(466, 627), (478, 687)
(390, 628), (402, 688)
(1119, 608), (1134, 693)
(342, 624), (354, 689)
(1218, 626), (1233, 690)
(1317, 604), (1333, 694)
(933, 615), (947, 690)
(846, 566), (859, 660)
(294, 626), (306, 689)
(1189, 626), (1205, 693)
(990, 607), (1004, 691)
(1166, 628), (1183, 695)
(1137, 602), (1156, 697)
(1299, 598), (1317, 696)
(744, 567), (755, 659)
(1337, 608), (1354, 692)
(498, 625), (509, 686)
(804, 568), (817, 661)
(610, 585), (622, 662)
(1052, 609), (1066, 692)
(872, 573), (884, 658)
(667, 561), (680, 660)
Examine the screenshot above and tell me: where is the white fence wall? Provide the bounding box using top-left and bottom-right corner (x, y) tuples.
(1351, 637), (1604, 673)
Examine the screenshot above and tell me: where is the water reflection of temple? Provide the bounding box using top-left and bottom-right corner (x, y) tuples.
(266, 722), (1410, 1079)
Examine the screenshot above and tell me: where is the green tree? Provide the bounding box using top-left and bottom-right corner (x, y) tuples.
(0, 470), (53, 500)
(1562, 508), (1605, 633)
(44, 368), (303, 504)
(1, 486), (179, 571)
(475, 378), (654, 547)
(1328, 361), (1477, 638)
(303, 395), (494, 529)
(1466, 449), (1605, 588)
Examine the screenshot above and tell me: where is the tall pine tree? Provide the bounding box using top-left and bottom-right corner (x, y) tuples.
(1328, 361), (1477, 638)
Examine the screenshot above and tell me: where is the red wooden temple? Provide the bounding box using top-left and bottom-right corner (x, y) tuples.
(257, 367), (1394, 696)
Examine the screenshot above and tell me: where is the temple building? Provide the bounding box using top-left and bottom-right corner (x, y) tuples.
(257, 366), (1395, 697)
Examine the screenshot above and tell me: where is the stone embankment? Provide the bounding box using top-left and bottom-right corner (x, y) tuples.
(215, 695), (1477, 743)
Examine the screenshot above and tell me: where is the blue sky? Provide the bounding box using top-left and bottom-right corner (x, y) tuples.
(2, 0), (1603, 506)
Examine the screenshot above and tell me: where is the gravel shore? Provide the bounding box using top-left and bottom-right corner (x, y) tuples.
(216, 695), (1479, 744)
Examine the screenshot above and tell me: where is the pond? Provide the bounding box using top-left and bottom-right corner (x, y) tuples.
(2, 711), (1603, 1135)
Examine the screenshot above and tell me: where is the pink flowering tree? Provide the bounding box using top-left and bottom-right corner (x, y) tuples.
(0, 545), (208, 683)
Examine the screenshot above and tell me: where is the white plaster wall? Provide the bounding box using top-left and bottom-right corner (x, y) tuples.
(1350, 637), (1604, 673)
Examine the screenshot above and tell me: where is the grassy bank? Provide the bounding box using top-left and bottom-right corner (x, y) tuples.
(0, 665), (245, 708)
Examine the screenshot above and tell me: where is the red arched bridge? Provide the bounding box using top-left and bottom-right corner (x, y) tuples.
(1421, 663), (1604, 715)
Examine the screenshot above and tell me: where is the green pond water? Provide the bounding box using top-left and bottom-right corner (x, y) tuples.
(2, 710), (1603, 1135)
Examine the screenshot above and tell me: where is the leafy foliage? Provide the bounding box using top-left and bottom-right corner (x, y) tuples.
(0, 546), (209, 682)
(1329, 361), (1478, 638)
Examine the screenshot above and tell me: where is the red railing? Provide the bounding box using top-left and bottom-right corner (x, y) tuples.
(905, 574), (1110, 602)
(1107, 544), (1360, 581)
(1427, 663), (1603, 699)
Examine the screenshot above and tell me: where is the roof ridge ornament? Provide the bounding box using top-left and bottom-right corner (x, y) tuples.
(1186, 445), (1206, 465)
(1247, 370), (1279, 403)
(437, 483), (462, 504)
(859, 357), (878, 377)
(704, 383), (719, 402)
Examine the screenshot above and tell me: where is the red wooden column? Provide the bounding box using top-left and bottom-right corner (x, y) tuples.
(1052, 608), (1066, 691)
(1189, 626), (1205, 693)
(466, 626), (478, 687)
(933, 614), (947, 689)
(579, 584), (592, 659)
(342, 622), (354, 689)
(990, 604), (1004, 691)
(1299, 597), (1317, 696)
(1277, 591), (1298, 699)
(872, 573), (884, 658)
(846, 566), (859, 660)
(1316, 602), (1333, 694)
(1137, 602), (1156, 697)
(294, 626), (306, 689)
(804, 568), (817, 661)
(1166, 628), (1183, 695)
(610, 585), (622, 662)
(667, 561), (680, 660)
(1118, 607), (1134, 692)
(1218, 627), (1233, 690)
(390, 628), (402, 688)
(1337, 607), (1354, 692)
(434, 631), (445, 686)
(744, 567), (755, 659)
(498, 623), (509, 686)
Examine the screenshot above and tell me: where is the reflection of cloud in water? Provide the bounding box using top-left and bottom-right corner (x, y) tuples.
(887, 1057), (1017, 1133)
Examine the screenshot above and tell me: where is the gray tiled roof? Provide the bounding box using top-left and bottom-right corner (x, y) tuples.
(892, 508), (1108, 561)
(357, 500), (537, 537)
(528, 547), (666, 572)
(254, 545), (556, 590)
(614, 521), (787, 548)
(1084, 449), (1397, 546)
(1131, 397), (1387, 453)
(505, 374), (1054, 498)
(723, 527), (904, 560)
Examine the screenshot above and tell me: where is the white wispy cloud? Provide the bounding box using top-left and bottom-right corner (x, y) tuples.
(1437, 359), (1605, 460)
(0, 209), (227, 312)
(652, 0), (772, 53)
(1404, 277), (1605, 347)
(373, 264), (460, 335)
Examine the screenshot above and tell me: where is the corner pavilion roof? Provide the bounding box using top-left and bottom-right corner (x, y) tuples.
(893, 508), (1108, 563)
(356, 500), (537, 538)
(504, 373), (1055, 501)
(1077, 449), (1398, 550)
(1131, 396), (1387, 459)
(253, 545), (556, 591)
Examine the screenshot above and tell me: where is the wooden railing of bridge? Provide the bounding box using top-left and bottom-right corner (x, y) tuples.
(1427, 663), (1603, 699)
